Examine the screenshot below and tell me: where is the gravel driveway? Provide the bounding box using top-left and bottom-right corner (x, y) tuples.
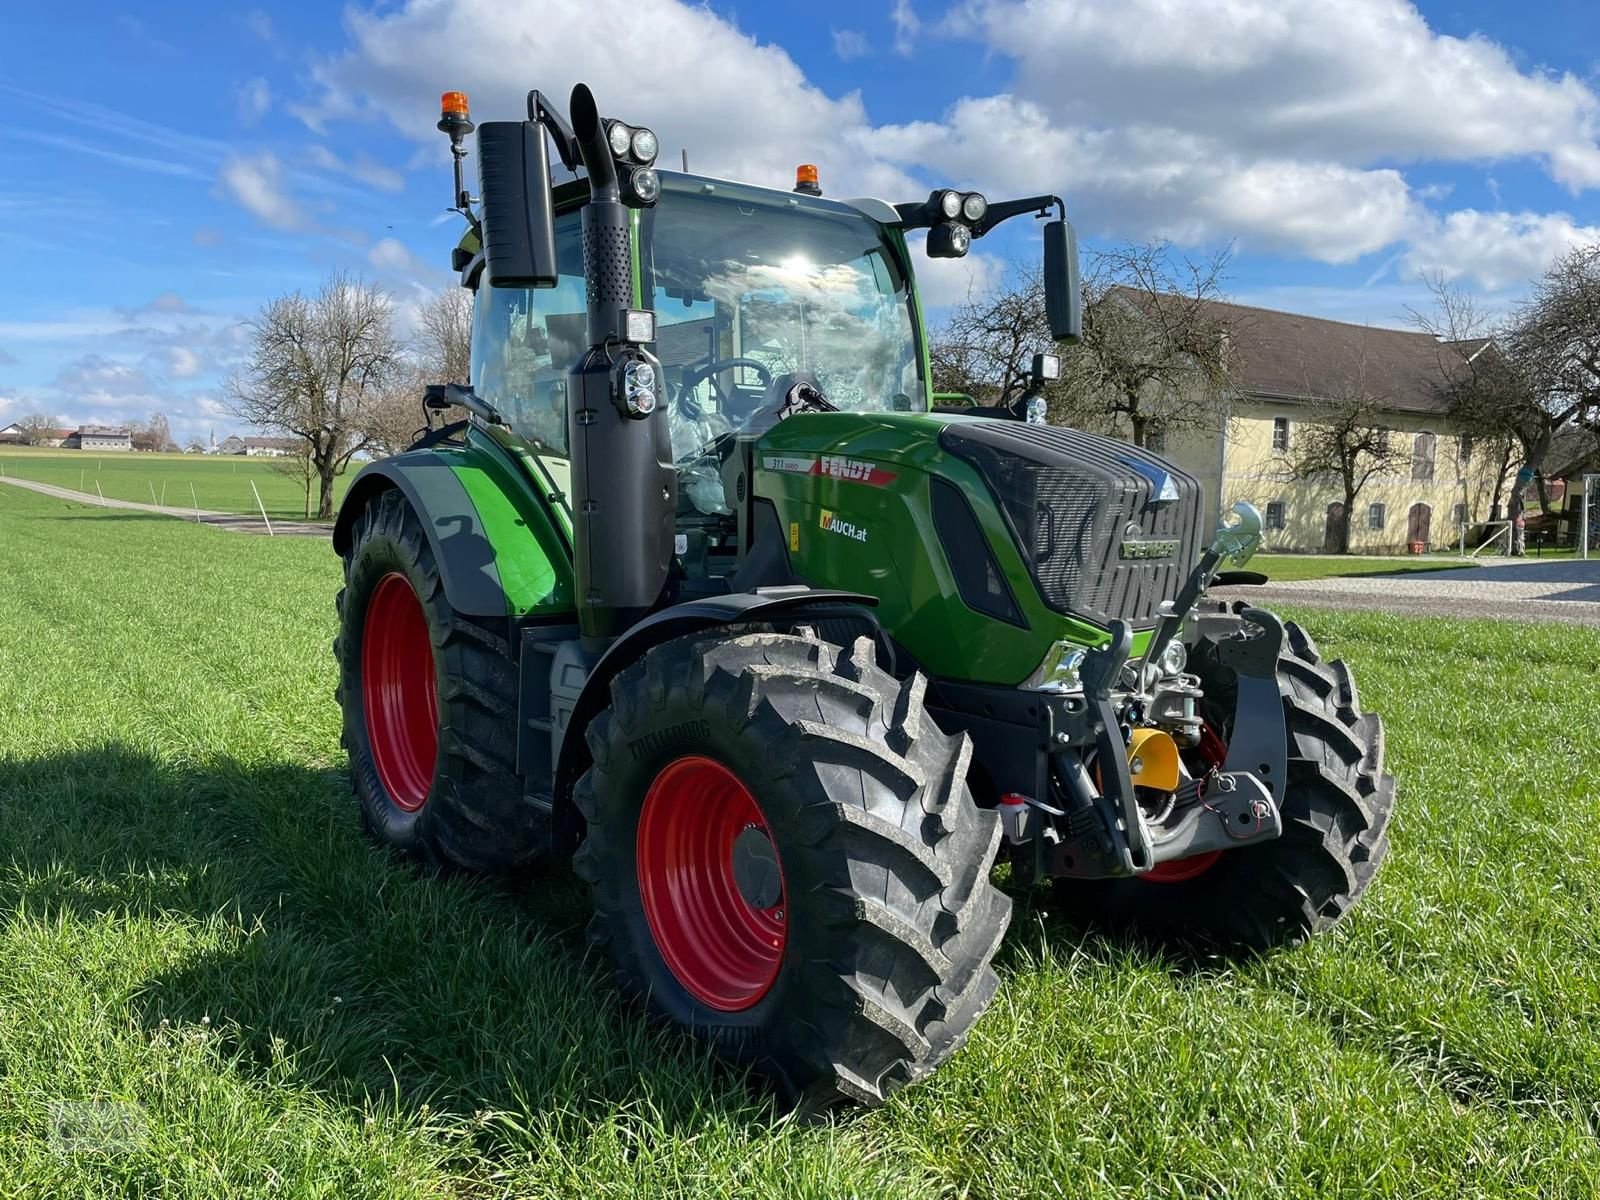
(1214, 558), (1600, 625)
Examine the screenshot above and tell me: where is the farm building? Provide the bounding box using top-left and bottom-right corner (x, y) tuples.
(1139, 297), (1506, 554)
(61, 426), (133, 451)
(242, 436), (300, 457)
(0, 423), (72, 446)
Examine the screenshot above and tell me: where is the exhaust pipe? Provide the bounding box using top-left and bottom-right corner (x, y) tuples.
(565, 83), (676, 647)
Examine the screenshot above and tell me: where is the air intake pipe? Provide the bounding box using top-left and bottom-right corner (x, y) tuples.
(565, 83), (676, 647)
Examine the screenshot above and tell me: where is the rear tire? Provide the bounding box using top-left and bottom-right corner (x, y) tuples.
(1059, 620), (1395, 951)
(574, 628), (1011, 1107)
(334, 487), (547, 873)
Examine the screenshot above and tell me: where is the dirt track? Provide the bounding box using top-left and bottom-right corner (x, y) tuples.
(0, 475), (330, 538)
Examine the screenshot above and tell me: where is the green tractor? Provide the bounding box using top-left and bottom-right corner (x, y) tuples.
(333, 84), (1395, 1106)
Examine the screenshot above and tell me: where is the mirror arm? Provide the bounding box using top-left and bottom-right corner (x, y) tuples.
(527, 90), (581, 174)
(972, 194), (1062, 238)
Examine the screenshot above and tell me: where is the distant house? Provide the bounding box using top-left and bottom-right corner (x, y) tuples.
(0, 423), (71, 447)
(215, 435), (248, 455)
(242, 436), (300, 458)
(183, 441), (206, 454)
(61, 426), (133, 451)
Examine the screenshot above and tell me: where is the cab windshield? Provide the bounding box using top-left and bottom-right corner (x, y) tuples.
(469, 176), (924, 467)
(643, 177), (923, 463)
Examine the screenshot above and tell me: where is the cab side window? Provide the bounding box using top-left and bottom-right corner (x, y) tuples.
(469, 210), (586, 455)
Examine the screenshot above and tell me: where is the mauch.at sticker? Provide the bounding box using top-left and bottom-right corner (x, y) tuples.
(819, 510), (868, 543)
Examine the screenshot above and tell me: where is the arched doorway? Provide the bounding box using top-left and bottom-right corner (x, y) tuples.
(1407, 502), (1432, 549)
(1323, 502), (1347, 553)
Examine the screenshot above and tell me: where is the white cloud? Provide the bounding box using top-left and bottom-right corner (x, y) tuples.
(967, 0), (1600, 189)
(243, 10), (274, 42)
(218, 153), (306, 230)
(367, 236), (436, 281)
(285, 0), (1600, 296)
(237, 77), (272, 125)
(1403, 209), (1600, 291)
(890, 0), (921, 56)
(296, 0), (918, 199)
(306, 144), (405, 193)
(832, 28), (869, 61)
(905, 232), (1004, 308)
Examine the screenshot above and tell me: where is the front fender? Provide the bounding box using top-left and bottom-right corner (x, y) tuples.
(550, 588), (880, 853)
(333, 452), (510, 618)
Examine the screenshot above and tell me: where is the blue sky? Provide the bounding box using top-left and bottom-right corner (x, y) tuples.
(1, 0), (1597, 443)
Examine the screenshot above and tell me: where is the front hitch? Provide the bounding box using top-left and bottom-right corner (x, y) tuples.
(1040, 606), (1288, 881)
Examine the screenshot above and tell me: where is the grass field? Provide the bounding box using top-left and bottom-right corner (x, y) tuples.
(1251, 554), (1477, 582)
(0, 446), (354, 521)
(4, 487), (1600, 1197)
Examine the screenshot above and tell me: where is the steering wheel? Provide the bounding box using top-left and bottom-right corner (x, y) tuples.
(678, 357), (774, 410)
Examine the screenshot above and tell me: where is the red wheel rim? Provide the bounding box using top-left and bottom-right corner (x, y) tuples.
(361, 572), (438, 813)
(636, 756), (786, 1011)
(1142, 723), (1227, 884)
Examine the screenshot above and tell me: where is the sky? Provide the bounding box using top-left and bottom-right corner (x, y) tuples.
(1, 0), (1598, 444)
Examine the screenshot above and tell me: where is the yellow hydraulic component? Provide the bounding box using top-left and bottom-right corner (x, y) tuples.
(1126, 727), (1181, 793)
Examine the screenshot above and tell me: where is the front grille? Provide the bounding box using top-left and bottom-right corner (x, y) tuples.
(939, 422), (1203, 628)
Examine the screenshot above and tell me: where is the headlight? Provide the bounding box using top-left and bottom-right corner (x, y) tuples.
(630, 127), (658, 164)
(1157, 638), (1187, 676)
(623, 359), (657, 416)
(948, 222), (971, 255)
(939, 189), (962, 219)
(628, 166), (661, 204)
(1023, 641), (1087, 692)
(1025, 395), (1047, 424)
(607, 120), (633, 158)
(961, 192), (987, 222)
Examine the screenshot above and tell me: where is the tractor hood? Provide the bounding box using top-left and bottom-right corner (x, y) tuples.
(751, 411), (1203, 687)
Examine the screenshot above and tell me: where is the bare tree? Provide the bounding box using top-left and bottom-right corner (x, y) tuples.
(931, 266), (1064, 412)
(1279, 365), (1409, 554)
(129, 411), (172, 453)
(1064, 241), (1237, 446)
(1413, 252), (1600, 552)
(362, 363), (432, 459)
(415, 288), (473, 384)
(15, 412), (64, 445)
(227, 271), (399, 519)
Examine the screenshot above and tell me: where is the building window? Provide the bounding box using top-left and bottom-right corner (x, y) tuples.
(1272, 417), (1290, 452)
(1458, 434), (1474, 463)
(1412, 431), (1436, 481)
(1145, 421), (1166, 453)
(1265, 501), (1286, 530)
(1452, 502), (1467, 526)
(1368, 502), (1386, 530)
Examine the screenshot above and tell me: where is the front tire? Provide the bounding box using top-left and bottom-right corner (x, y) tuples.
(334, 487), (547, 873)
(573, 628), (1012, 1107)
(1060, 620), (1396, 951)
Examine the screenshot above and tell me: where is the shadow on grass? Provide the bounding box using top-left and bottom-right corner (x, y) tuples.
(0, 745), (783, 1139)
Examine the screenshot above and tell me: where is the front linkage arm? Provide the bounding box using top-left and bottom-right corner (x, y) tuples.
(1029, 503), (1287, 881)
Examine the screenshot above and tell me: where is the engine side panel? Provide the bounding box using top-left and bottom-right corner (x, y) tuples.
(752, 411), (1139, 687)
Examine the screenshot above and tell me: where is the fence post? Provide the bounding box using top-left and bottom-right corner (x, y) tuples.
(191, 482), (202, 523)
(95, 481), (106, 507)
(251, 480), (274, 536)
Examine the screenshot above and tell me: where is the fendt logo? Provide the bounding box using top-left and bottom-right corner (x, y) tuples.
(1118, 522), (1180, 560)
(819, 509), (869, 543)
(762, 455), (898, 487)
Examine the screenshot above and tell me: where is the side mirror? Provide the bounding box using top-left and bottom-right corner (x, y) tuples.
(476, 121), (558, 288)
(1044, 220), (1082, 344)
